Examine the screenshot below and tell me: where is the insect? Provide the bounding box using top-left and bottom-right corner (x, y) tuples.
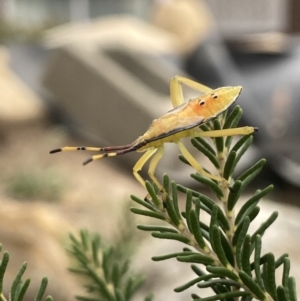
(50, 76), (256, 194)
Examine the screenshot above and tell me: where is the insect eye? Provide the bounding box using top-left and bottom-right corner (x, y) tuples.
(211, 93), (218, 99)
(199, 100), (206, 106)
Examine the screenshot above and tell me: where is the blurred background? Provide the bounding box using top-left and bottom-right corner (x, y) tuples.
(1, 0), (300, 300)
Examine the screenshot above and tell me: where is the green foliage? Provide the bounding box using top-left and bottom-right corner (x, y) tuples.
(0, 244), (52, 301)
(67, 229), (153, 301)
(67, 106), (297, 301)
(6, 171), (64, 202)
(127, 106), (297, 301)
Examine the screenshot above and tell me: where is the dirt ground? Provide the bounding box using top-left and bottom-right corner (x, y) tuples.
(0, 122), (146, 300)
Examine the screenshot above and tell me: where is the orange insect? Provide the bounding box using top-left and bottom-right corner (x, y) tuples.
(50, 76), (256, 192)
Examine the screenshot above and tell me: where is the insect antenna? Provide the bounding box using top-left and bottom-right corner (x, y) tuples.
(83, 145), (139, 165)
(50, 144), (133, 154)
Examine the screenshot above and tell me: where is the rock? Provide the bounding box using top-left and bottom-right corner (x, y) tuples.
(0, 46), (45, 129)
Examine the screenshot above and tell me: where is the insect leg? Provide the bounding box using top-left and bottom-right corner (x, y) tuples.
(148, 146), (165, 193)
(132, 149), (157, 188)
(170, 76), (213, 108)
(194, 126), (258, 138)
(176, 140), (225, 183)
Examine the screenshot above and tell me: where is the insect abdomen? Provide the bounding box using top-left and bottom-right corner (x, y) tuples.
(138, 128), (193, 151)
